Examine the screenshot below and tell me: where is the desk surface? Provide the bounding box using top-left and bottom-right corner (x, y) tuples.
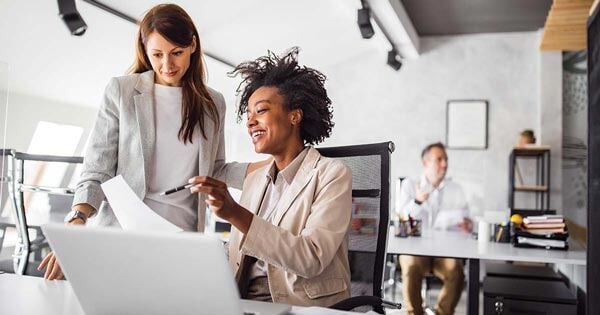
(0, 272), (84, 315)
(0, 273), (363, 315)
(386, 229), (586, 265)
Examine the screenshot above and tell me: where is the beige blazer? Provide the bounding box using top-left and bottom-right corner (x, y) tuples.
(73, 70), (247, 231)
(228, 147), (352, 307)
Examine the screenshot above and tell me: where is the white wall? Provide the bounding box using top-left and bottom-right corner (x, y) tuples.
(0, 93), (97, 217)
(317, 31), (545, 217)
(0, 93), (97, 153)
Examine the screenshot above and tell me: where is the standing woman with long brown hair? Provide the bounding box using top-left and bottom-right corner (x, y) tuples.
(39, 3), (263, 280)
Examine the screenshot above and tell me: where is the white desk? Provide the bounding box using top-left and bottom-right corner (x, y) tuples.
(386, 229), (586, 315)
(0, 272), (85, 315)
(0, 273), (365, 315)
(386, 229), (586, 265)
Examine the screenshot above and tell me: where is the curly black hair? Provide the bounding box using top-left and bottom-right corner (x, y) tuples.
(229, 47), (334, 145)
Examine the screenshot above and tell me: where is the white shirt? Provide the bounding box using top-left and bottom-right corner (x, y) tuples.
(143, 84), (200, 231)
(397, 175), (469, 230)
(249, 147), (309, 280)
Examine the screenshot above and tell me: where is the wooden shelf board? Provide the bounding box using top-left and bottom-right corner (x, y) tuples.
(514, 185), (549, 192)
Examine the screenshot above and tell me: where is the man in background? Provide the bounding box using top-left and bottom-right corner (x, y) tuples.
(396, 142), (471, 315)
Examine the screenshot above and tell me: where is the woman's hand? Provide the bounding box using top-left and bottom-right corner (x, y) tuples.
(415, 184), (430, 204)
(457, 217), (473, 233)
(37, 218), (85, 280)
(38, 251), (65, 280)
(188, 176), (253, 233)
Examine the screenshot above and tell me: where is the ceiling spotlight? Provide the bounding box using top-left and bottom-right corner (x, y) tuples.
(387, 49), (402, 71)
(57, 0), (87, 36)
(357, 1), (374, 39)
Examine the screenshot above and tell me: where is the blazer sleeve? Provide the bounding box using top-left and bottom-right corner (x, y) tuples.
(210, 91), (248, 190)
(72, 78), (120, 212)
(239, 161), (352, 279)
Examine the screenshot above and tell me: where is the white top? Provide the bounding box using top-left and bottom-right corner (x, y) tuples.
(143, 84), (199, 231)
(250, 148), (309, 280)
(397, 175), (469, 230)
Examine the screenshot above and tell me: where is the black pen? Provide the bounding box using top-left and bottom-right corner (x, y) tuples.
(160, 184), (193, 196)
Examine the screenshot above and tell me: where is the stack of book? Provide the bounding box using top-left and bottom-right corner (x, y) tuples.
(514, 215), (569, 250)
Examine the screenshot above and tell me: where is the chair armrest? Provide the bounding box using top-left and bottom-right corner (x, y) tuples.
(329, 296), (401, 314)
(19, 184), (76, 195)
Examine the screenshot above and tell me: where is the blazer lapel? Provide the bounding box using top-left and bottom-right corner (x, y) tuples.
(247, 165), (272, 215)
(232, 167), (270, 279)
(272, 148), (320, 226)
(133, 71), (156, 188)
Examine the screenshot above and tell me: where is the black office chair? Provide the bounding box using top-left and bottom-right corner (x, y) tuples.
(317, 142), (401, 314)
(0, 151), (83, 276)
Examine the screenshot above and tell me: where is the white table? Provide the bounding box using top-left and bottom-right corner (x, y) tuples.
(385, 229), (586, 315)
(0, 273), (365, 315)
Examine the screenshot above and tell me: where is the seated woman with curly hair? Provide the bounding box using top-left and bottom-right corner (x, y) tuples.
(188, 48), (352, 307)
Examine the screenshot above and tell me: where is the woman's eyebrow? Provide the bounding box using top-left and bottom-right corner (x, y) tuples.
(247, 100), (272, 114)
(252, 100), (271, 107)
(149, 47), (183, 52)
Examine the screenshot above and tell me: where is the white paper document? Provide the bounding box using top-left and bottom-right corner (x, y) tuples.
(101, 175), (182, 233)
(433, 209), (468, 230)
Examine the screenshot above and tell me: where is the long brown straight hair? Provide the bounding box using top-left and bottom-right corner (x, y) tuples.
(128, 3), (218, 143)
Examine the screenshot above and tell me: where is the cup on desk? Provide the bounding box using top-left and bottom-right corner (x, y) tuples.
(478, 220), (491, 243)
(493, 223), (511, 243)
(396, 218), (422, 237)
(393, 218), (421, 237)
(408, 219), (422, 236)
(394, 219), (408, 238)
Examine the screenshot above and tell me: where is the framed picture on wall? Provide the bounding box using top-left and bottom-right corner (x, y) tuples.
(446, 100), (488, 149)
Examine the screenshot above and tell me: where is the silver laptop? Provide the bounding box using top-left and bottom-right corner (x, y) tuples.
(42, 224), (291, 315)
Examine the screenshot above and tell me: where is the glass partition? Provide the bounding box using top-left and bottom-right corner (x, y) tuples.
(0, 61), (9, 220)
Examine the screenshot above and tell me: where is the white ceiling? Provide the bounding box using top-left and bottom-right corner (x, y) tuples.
(0, 0), (391, 108)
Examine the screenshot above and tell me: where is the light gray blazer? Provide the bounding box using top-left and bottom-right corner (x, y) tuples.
(73, 70), (247, 231)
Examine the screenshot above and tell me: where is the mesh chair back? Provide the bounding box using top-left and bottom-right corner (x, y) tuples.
(317, 142), (394, 299)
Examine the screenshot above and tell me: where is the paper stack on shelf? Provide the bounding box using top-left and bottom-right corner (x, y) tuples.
(514, 214), (569, 250)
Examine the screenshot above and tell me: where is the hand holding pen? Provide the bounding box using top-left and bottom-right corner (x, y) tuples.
(187, 176), (253, 234)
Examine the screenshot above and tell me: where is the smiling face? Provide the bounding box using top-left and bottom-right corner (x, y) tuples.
(145, 31), (196, 86)
(246, 86), (303, 156)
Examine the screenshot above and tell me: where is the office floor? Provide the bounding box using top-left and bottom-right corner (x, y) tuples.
(383, 280), (480, 315)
